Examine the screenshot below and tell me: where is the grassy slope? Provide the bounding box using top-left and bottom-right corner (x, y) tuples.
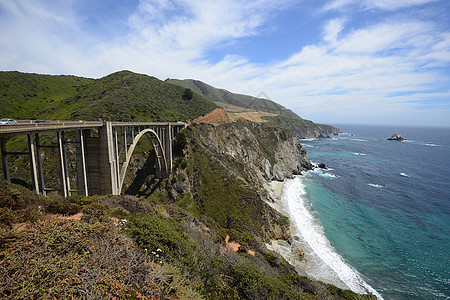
(0, 71), (217, 122)
(52, 71), (217, 122)
(0, 71), (93, 120)
(167, 79), (337, 137)
(167, 78), (299, 117)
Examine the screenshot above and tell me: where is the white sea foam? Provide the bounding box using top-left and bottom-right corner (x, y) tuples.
(349, 139), (368, 142)
(353, 152), (367, 156)
(310, 163), (334, 171)
(283, 177), (383, 299)
(304, 144), (317, 148)
(425, 143), (439, 147)
(400, 173), (410, 177)
(368, 183), (384, 188)
(320, 172), (338, 178)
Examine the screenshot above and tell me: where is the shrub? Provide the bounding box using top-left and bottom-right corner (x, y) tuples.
(0, 217), (170, 299)
(126, 214), (193, 265)
(181, 88), (194, 100)
(110, 206), (130, 219)
(47, 195), (81, 215)
(81, 203), (109, 223)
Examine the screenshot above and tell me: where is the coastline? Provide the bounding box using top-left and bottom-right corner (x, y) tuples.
(264, 179), (321, 279)
(264, 178), (374, 295)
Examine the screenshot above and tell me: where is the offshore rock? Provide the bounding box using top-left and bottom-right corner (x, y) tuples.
(387, 133), (406, 141)
(318, 163), (327, 169)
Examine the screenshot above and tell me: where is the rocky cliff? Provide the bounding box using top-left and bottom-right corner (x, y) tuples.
(167, 118), (312, 243)
(263, 115), (340, 139)
(196, 118), (312, 181)
(318, 123), (341, 135)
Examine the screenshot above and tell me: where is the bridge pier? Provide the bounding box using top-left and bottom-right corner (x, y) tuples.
(75, 129), (89, 196)
(0, 138), (10, 182)
(83, 125), (118, 195)
(27, 133), (39, 194)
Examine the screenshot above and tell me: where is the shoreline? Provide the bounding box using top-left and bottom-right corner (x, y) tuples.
(264, 179), (320, 279)
(263, 177), (369, 293)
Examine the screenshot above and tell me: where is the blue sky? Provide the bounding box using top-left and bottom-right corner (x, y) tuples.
(1, 0), (449, 127)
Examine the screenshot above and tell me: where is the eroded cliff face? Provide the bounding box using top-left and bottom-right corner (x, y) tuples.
(193, 118), (312, 182)
(170, 119), (312, 242)
(264, 116), (340, 139)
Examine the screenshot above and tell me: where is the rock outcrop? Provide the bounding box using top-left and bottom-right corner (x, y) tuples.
(387, 133), (406, 141)
(194, 118), (312, 182)
(318, 163), (327, 169)
(317, 124), (341, 136)
(264, 116), (338, 139)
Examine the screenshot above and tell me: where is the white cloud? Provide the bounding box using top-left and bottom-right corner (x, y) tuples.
(334, 21), (432, 54)
(323, 18), (346, 47)
(324, 0), (440, 11)
(366, 0), (440, 11)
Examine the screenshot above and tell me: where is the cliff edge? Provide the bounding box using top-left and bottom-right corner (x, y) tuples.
(168, 118), (312, 243)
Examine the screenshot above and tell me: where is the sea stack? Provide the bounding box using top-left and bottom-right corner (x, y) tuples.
(387, 133), (406, 141)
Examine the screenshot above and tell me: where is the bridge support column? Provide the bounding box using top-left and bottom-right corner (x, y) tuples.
(57, 131), (70, 197)
(35, 134), (46, 195)
(85, 122), (120, 195)
(165, 124), (173, 174)
(76, 129), (89, 196)
(1, 138), (10, 182)
(27, 134), (39, 194)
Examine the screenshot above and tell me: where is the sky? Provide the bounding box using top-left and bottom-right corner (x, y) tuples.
(1, 0), (450, 127)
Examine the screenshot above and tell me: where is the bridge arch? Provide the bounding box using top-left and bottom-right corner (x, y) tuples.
(118, 128), (168, 193)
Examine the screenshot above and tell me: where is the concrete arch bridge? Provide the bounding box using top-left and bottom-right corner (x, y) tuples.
(0, 121), (186, 196)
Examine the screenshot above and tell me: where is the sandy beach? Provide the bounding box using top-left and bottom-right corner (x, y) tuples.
(264, 179), (350, 290)
(263, 180), (309, 275)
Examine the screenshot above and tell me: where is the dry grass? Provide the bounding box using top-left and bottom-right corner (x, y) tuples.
(228, 111), (279, 123)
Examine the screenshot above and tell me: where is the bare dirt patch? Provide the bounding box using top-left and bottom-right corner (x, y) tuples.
(222, 235), (256, 256)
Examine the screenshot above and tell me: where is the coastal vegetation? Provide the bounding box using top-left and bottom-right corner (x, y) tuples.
(0, 71), (375, 299)
(0, 176), (375, 299)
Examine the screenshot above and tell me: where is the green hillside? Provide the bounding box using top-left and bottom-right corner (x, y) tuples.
(166, 79), (339, 137)
(166, 78), (298, 118)
(0, 71), (93, 120)
(1, 71), (217, 122)
(51, 71), (217, 122)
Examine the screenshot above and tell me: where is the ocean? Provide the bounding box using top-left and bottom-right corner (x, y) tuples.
(283, 125), (450, 299)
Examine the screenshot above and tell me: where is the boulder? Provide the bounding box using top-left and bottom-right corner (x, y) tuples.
(387, 133), (406, 141)
(318, 163), (327, 169)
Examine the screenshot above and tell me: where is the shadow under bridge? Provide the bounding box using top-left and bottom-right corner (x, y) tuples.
(110, 122), (185, 195)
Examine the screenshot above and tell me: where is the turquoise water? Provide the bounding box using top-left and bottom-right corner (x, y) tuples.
(287, 125), (450, 299)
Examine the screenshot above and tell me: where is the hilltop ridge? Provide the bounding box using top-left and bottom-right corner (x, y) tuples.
(167, 78), (340, 138)
(0, 71), (217, 122)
